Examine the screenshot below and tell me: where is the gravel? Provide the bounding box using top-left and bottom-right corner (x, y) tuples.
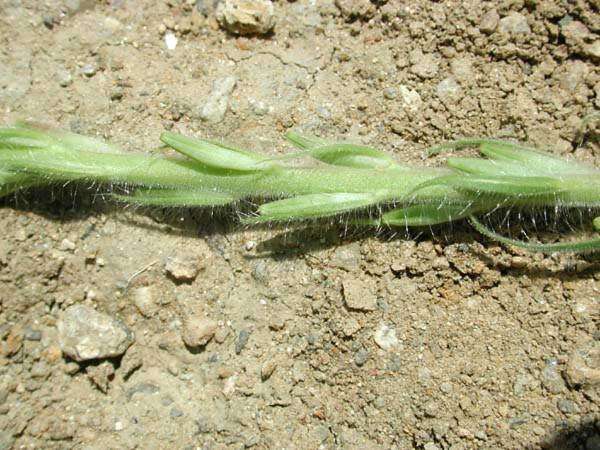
(58, 305), (134, 361)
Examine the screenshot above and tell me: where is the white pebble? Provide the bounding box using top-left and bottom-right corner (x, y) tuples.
(164, 32), (178, 50)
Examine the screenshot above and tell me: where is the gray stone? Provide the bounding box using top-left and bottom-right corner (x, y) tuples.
(198, 76), (237, 123)
(354, 348), (369, 366)
(58, 305), (134, 361)
(557, 398), (580, 415)
(216, 0), (275, 36)
(170, 407), (184, 418)
(235, 330), (251, 354)
(126, 382), (160, 400)
(499, 12), (531, 35)
(24, 327), (42, 341)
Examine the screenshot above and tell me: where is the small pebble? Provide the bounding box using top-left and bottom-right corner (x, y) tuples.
(181, 316), (217, 348)
(374, 323), (399, 351)
(56, 70), (73, 87)
(170, 408), (184, 418)
(261, 358), (278, 381)
(439, 382), (453, 394)
(541, 359), (566, 394)
(131, 286), (159, 318)
(565, 339), (600, 388)
(81, 64), (97, 77)
(216, 0), (275, 36)
(24, 327), (42, 341)
(43, 15), (54, 29)
(58, 305), (134, 361)
(235, 330), (250, 354)
(164, 32), (178, 50)
(383, 87), (397, 100)
(354, 348), (369, 366)
(398, 85), (422, 111)
(557, 398), (580, 415)
(110, 88), (124, 101)
(341, 317), (362, 337)
(198, 76), (237, 123)
(479, 9), (499, 34)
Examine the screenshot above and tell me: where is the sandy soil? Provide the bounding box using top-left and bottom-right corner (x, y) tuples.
(0, 1), (599, 449)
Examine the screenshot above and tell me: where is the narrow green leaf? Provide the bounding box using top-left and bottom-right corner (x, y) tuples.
(113, 188), (235, 207)
(469, 215), (600, 254)
(249, 192), (385, 222)
(0, 127), (55, 149)
(284, 131), (329, 150)
(0, 170), (42, 196)
(428, 138), (597, 176)
(13, 122), (123, 154)
(447, 157), (540, 177)
(309, 143), (396, 169)
(478, 141), (595, 176)
(160, 132), (272, 172)
(410, 174), (564, 199)
(380, 203), (475, 227)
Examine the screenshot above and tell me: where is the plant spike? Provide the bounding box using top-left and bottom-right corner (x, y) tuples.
(1, 123), (599, 253)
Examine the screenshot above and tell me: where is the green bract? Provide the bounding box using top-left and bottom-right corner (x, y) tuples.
(1, 123), (599, 253)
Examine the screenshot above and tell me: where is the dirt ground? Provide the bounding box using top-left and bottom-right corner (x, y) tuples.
(1, 0), (599, 449)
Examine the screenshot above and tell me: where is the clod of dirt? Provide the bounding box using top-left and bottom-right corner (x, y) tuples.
(342, 278), (377, 311)
(57, 305), (134, 362)
(131, 286), (159, 318)
(216, 0), (275, 36)
(498, 12), (531, 35)
(566, 340), (600, 390)
(86, 361), (115, 393)
(165, 255), (201, 282)
(181, 315), (217, 349)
